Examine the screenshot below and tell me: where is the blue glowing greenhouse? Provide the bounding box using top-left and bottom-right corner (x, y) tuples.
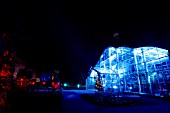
(86, 46), (170, 96)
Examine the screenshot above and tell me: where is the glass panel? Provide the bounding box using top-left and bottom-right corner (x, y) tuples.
(88, 46), (170, 95)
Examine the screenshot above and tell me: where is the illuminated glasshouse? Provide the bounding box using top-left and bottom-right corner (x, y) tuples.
(86, 46), (170, 95)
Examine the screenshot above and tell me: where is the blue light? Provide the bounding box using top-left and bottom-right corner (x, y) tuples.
(87, 46), (170, 95)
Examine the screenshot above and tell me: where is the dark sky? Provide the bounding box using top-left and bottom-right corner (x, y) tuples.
(1, 2), (170, 83)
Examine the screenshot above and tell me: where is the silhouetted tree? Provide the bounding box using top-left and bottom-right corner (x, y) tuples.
(0, 33), (16, 91)
(17, 68), (32, 79)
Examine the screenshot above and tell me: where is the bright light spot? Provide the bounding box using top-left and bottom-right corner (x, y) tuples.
(148, 76), (151, 83)
(150, 72), (157, 79)
(52, 76), (54, 80)
(90, 70), (97, 77)
(64, 83), (68, 87)
(77, 84), (80, 88)
(113, 85), (118, 89)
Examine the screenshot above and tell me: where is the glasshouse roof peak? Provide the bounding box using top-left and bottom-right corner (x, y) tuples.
(94, 46), (169, 73)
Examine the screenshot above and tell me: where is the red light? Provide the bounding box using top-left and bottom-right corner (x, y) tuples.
(20, 78), (23, 81)
(42, 82), (46, 85)
(54, 84), (59, 89)
(52, 82), (55, 86)
(32, 82), (35, 85)
(0, 70), (7, 76)
(53, 83), (60, 89)
(3, 50), (9, 56)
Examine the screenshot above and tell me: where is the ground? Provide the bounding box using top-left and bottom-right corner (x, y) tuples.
(3, 90), (170, 113)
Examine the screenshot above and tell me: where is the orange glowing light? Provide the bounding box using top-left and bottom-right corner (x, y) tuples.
(32, 82), (35, 85)
(52, 76), (54, 80)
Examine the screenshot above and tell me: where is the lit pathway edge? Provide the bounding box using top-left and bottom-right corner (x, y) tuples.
(63, 90), (96, 94)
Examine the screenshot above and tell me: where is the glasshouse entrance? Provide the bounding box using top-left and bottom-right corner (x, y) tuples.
(86, 46), (170, 96)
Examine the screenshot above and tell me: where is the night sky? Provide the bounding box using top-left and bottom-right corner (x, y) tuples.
(1, 2), (170, 84)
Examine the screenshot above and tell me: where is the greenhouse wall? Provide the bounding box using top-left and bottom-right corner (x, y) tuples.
(86, 46), (170, 96)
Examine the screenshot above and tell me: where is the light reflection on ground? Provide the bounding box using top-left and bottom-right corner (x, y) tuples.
(0, 89), (170, 113)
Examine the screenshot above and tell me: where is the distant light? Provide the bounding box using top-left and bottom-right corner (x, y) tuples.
(52, 82), (55, 86)
(113, 85), (118, 89)
(150, 72), (157, 77)
(32, 82), (35, 85)
(77, 84), (80, 88)
(113, 33), (119, 39)
(42, 82), (46, 85)
(64, 83), (68, 87)
(52, 76), (54, 80)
